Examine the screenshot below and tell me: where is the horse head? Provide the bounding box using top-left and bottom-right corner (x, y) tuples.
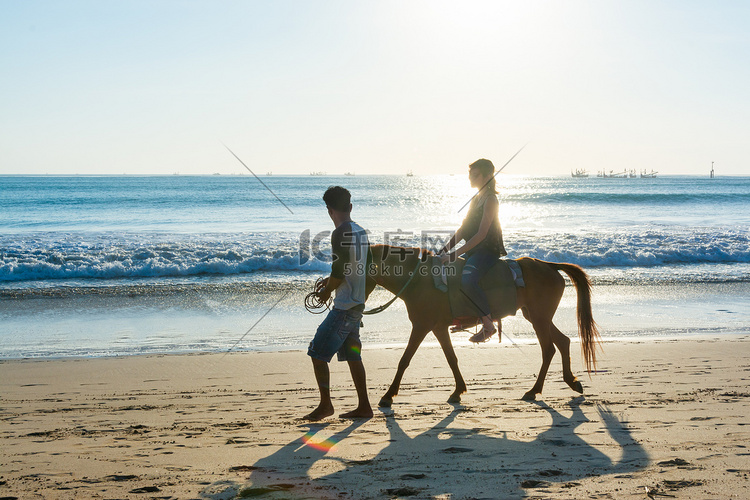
(367, 244), (433, 295)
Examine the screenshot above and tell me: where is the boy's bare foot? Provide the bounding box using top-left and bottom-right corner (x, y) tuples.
(301, 405), (334, 421)
(339, 407), (373, 419)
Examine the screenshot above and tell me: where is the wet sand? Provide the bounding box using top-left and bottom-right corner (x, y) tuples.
(1, 336), (749, 499)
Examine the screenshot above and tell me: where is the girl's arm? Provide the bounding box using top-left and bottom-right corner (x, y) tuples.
(440, 227), (463, 254)
(442, 196), (498, 260)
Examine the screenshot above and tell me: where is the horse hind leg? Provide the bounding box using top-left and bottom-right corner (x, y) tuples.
(550, 323), (584, 394)
(522, 310), (556, 401)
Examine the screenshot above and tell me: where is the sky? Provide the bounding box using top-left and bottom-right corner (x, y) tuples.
(1, 0), (748, 176)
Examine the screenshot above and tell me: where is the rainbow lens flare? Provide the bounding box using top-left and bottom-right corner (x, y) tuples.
(301, 431), (338, 452)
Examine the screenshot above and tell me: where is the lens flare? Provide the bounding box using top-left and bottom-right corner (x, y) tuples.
(300, 431), (338, 452)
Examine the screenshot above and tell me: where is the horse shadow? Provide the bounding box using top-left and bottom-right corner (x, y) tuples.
(201, 397), (649, 498)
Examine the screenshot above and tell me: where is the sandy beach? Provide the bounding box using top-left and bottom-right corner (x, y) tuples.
(1, 336), (749, 499)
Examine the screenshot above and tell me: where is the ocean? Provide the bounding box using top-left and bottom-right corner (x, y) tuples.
(1, 174), (748, 358)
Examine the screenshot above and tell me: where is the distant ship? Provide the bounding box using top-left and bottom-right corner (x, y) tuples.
(309, 171), (326, 176)
(640, 169), (658, 178)
(597, 170), (628, 178)
(571, 169), (589, 178)
(406, 170), (414, 177)
(344, 172), (355, 176)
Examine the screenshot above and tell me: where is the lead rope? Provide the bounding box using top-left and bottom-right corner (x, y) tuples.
(363, 258), (423, 315)
(304, 258), (423, 316)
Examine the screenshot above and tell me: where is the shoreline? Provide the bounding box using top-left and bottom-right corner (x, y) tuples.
(2, 331), (750, 362)
(2, 336), (749, 498)
(3, 329), (750, 364)
(3, 279), (749, 359)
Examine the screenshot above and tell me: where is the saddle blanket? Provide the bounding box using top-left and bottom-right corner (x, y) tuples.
(430, 256), (524, 320)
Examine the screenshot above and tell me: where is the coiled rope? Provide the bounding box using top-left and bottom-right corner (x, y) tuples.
(304, 277), (332, 314)
(304, 258), (424, 316)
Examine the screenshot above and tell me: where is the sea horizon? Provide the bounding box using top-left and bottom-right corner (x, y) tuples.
(0, 173), (741, 177)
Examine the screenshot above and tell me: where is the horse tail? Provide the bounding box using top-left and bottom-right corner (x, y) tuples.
(547, 262), (601, 373)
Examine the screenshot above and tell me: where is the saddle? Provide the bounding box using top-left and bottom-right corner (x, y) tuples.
(430, 256), (525, 326)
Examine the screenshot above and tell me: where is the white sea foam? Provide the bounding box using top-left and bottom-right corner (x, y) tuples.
(0, 232), (331, 283)
(0, 227), (748, 284)
(511, 228), (750, 269)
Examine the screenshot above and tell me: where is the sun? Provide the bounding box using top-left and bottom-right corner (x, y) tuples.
(397, 1), (544, 55)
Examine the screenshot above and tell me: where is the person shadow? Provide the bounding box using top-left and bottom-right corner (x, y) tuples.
(201, 397), (649, 498)
(198, 419), (369, 499)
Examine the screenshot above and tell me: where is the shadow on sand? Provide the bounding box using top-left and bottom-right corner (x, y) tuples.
(201, 396), (649, 498)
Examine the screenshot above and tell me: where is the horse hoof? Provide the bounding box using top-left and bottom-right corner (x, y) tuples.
(447, 395), (461, 404)
(378, 398), (393, 408)
(521, 391), (537, 401)
(571, 381), (584, 394)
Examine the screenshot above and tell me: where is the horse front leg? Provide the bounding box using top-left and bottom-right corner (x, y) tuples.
(433, 326), (467, 404)
(379, 326), (429, 408)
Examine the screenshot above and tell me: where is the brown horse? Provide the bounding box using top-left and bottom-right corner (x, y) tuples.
(364, 244), (600, 406)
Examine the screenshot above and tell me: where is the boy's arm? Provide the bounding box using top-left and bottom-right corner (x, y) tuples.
(317, 226), (348, 302)
(316, 276), (342, 303)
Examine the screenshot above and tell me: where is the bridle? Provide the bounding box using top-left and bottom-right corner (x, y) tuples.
(363, 255), (423, 315)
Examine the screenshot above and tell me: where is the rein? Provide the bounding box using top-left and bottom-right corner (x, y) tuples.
(363, 256), (423, 315)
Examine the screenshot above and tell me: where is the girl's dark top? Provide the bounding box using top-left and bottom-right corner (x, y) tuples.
(461, 191), (507, 257)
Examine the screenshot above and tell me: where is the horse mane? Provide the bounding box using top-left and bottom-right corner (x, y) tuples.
(371, 244), (434, 264)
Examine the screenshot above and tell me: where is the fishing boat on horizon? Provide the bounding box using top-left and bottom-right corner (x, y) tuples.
(640, 169), (658, 178)
(597, 170), (628, 178)
(571, 169), (589, 178)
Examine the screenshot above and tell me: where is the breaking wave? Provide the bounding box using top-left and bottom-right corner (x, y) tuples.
(1, 228), (748, 284)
